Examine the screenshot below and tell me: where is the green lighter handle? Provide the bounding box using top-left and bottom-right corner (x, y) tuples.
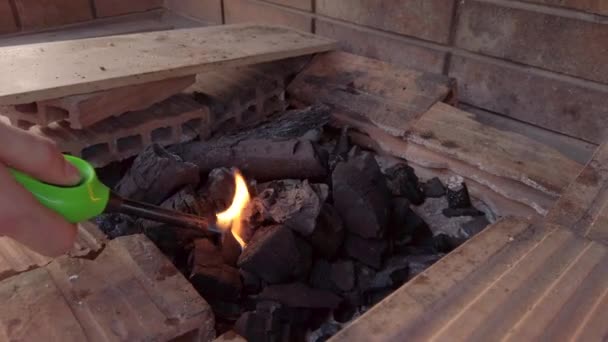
(9, 155), (111, 223)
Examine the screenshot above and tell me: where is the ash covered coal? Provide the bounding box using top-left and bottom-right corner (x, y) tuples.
(94, 106), (493, 342)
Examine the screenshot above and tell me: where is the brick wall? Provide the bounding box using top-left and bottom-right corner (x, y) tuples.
(185, 0), (608, 144)
(0, 0), (163, 35)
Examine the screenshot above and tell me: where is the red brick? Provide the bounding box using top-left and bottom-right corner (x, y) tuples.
(164, 0), (222, 24)
(316, 0), (455, 44)
(449, 55), (608, 144)
(263, 0), (312, 11)
(224, 0), (312, 32)
(455, 1), (608, 84)
(94, 0), (162, 17)
(521, 0), (608, 16)
(316, 20), (446, 74)
(14, 0), (93, 30)
(0, 0), (17, 34)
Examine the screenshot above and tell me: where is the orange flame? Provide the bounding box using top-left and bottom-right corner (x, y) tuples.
(216, 171), (250, 248)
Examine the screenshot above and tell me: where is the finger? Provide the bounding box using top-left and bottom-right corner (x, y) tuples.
(0, 163), (77, 257)
(0, 122), (80, 186)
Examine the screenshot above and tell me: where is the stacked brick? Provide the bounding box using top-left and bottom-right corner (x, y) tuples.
(2, 58), (302, 167)
(215, 0), (608, 145)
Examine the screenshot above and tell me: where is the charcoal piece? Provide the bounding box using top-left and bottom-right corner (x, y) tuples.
(433, 233), (466, 253)
(309, 259), (354, 293)
(329, 126), (351, 170)
(222, 231), (242, 267)
(384, 164), (424, 205)
(389, 197), (412, 240)
(403, 208), (433, 245)
(207, 299), (242, 321)
(309, 260), (333, 290)
(332, 151), (391, 238)
(96, 213), (138, 239)
(333, 293), (359, 323)
(254, 180), (328, 236)
(344, 234), (387, 269)
(442, 207), (484, 218)
(115, 144), (200, 205)
(331, 260), (355, 292)
(294, 236), (313, 281)
(369, 257), (410, 291)
(189, 239), (242, 301)
(234, 310), (283, 342)
(172, 106), (330, 182)
(310, 322), (341, 342)
(259, 283), (342, 309)
(237, 225), (301, 284)
(461, 216), (490, 237)
(356, 263), (377, 294)
(423, 177), (446, 198)
(408, 254), (443, 278)
(240, 269), (262, 295)
(201, 167), (236, 212)
(308, 204), (345, 259)
(445, 175), (472, 209)
(364, 288), (394, 307)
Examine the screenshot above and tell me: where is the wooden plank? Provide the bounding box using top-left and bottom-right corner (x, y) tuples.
(287, 51), (455, 138)
(0, 24), (335, 105)
(0, 234), (214, 341)
(545, 142), (608, 244)
(331, 217), (531, 342)
(410, 102), (583, 197)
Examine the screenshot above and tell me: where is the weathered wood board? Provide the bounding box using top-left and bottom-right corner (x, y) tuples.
(0, 24), (335, 104)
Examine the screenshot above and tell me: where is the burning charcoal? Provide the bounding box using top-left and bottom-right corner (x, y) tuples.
(115, 144), (200, 205)
(308, 204), (345, 259)
(202, 167), (235, 211)
(240, 269), (262, 295)
(423, 177), (446, 198)
(237, 225), (301, 284)
(344, 234), (387, 269)
(332, 151), (391, 239)
(259, 282), (342, 309)
(384, 163), (424, 205)
(254, 180), (328, 236)
(222, 231), (243, 266)
(189, 239), (242, 301)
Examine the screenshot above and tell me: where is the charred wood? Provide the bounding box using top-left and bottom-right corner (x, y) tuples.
(172, 106), (330, 182)
(189, 239), (242, 301)
(384, 163), (425, 205)
(115, 144), (200, 205)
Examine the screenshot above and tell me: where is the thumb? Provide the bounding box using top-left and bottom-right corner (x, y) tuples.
(0, 122), (81, 186)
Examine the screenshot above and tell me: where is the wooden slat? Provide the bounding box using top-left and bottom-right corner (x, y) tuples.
(0, 24), (335, 104)
(332, 219), (608, 342)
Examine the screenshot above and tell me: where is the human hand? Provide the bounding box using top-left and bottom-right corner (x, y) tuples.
(0, 121), (81, 256)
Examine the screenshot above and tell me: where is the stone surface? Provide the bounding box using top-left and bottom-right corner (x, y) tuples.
(316, 20), (446, 74)
(449, 55), (608, 144)
(14, 0), (93, 30)
(316, 0), (455, 43)
(225, 0), (312, 32)
(456, 1), (608, 83)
